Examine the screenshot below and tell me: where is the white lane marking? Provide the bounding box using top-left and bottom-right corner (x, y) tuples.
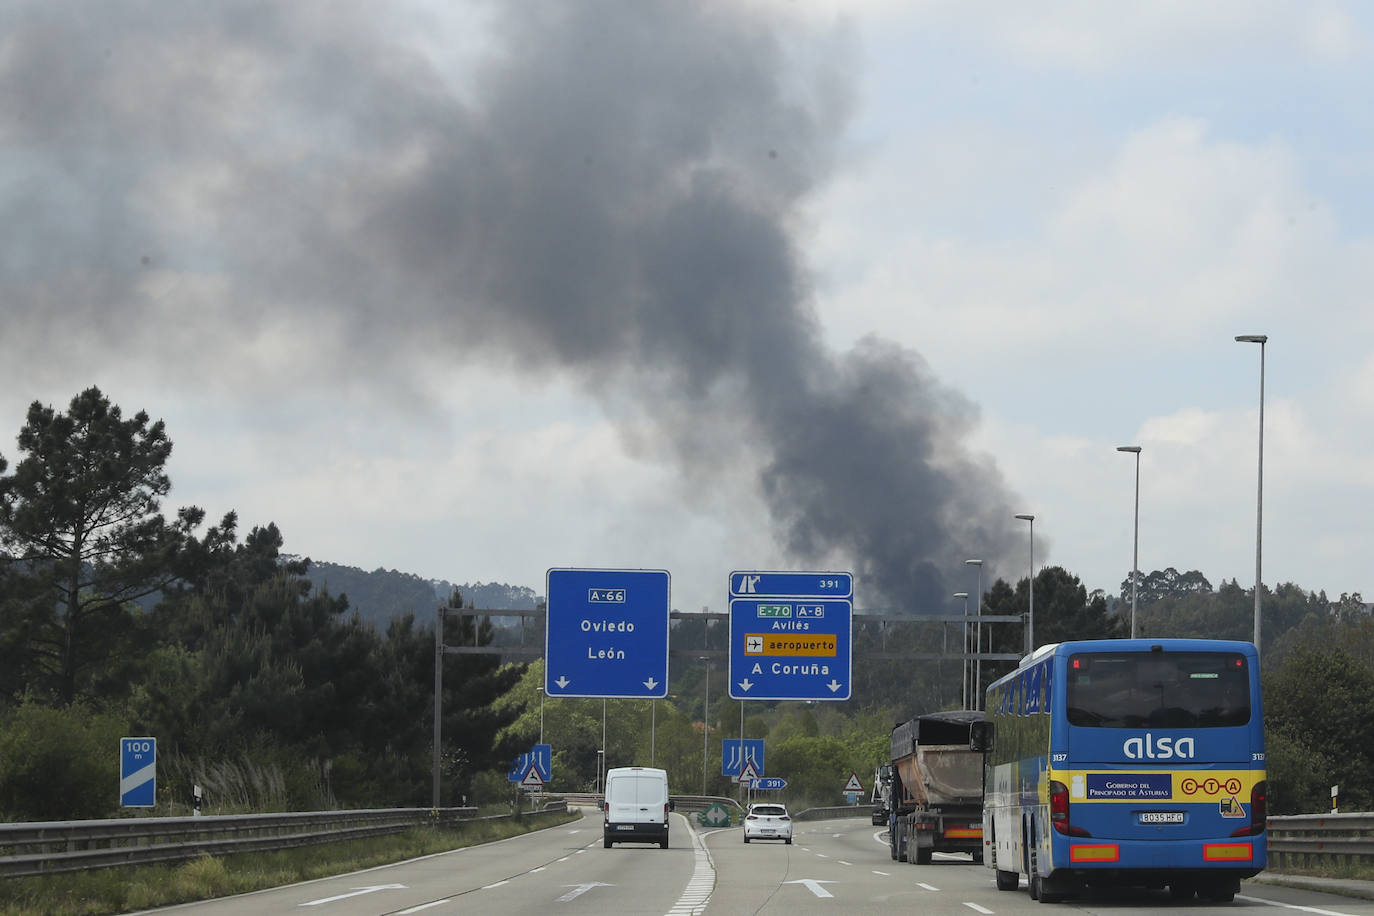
(1238, 896), (1361, 916)
(832, 833), (843, 838)
(964, 903), (994, 914)
(785, 879), (836, 899)
(919, 883), (940, 891)
(531, 866), (546, 872)
(873, 870), (891, 876)
(816, 853), (829, 858)
(556, 882), (613, 902)
(298, 884), (406, 906)
(667, 813), (715, 916)
(481, 881), (509, 889)
(557, 856), (570, 862)
(396, 901), (451, 914)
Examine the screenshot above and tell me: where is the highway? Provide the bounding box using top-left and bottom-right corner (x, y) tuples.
(134, 810), (1374, 916)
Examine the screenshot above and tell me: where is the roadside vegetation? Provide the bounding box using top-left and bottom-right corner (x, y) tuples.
(1, 387), (1371, 859)
(0, 810), (579, 916)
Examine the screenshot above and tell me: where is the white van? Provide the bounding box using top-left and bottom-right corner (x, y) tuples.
(603, 766), (674, 848)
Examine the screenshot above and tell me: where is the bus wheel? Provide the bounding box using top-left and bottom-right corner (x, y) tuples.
(996, 870), (1019, 891)
(1168, 881), (1196, 901)
(1198, 878), (1238, 904)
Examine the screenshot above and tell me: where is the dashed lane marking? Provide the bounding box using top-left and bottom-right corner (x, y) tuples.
(666, 814), (715, 916)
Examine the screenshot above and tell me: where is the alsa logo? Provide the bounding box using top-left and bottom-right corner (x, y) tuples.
(1123, 733), (1196, 760)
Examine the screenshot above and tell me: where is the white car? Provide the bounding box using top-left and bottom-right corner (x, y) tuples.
(743, 803), (793, 844)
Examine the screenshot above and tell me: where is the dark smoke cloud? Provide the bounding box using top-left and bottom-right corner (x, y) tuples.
(0, 0), (1026, 610)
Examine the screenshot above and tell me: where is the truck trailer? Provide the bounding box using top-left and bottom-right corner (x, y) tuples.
(888, 709), (985, 864)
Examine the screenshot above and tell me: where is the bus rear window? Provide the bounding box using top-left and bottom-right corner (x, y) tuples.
(1065, 652), (1250, 728)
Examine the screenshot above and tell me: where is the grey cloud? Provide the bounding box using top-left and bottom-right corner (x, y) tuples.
(1, 0), (1026, 610)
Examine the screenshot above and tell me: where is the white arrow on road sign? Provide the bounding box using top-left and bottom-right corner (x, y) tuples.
(785, 879), (836, 899)
(737, 678), (753, 692)
(827, 679), (843, 692)
(299, 884), (407, 906)
(555, 676), (570, 688)
(644, 677), (658, 690)
(556, 882), (613, 902)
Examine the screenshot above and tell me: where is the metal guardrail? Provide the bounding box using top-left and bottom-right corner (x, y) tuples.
(557, 793), (867, 825)
(557, 793), (742, 814)
(0, 802), (568, 878)
(1267, 813), (1374, 868)
(0, 806), (1356, 878)
(792, 805), (872, 821)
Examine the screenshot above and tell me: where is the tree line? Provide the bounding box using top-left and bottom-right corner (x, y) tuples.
(1, 388), (1368, 820)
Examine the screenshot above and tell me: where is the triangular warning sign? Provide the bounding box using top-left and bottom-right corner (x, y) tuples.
(738, 758), (761, 784)
(520, 766), (544, 788)
(843, 772), (863, 793)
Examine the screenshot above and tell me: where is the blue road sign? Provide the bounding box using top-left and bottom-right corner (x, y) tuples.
(508, 743), (553, 783)
(729, 570), (853, 701)
(120, 737), (156, 808)
(722, 738), (765, 777)
(730, 571), (852, 599)
(754, 777), (787, 791)
(545, 568), (669, 698)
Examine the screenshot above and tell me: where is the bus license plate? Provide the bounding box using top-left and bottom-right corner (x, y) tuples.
(1139, 812), (1184, 824)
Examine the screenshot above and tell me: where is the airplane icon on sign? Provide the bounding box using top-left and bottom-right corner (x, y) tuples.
(746, 635), (764, 654)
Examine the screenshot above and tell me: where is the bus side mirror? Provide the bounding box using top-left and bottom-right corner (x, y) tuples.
(970, 721), (994, 753)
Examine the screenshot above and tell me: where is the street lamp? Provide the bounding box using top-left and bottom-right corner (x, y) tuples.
(1116, 446), (1142, 638)
(536, 685), (545, 745)
(1016, 514), (1036, 655)
(700, 656), (711, 796)
(1235, 334), (1267, 652)
(965, 559), (983, 708)
(953, 592), (969, 708)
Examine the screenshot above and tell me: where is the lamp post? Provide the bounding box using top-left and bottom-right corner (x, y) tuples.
(1235, 334), (1267, 652)
(965, 559), (983, 708)
(1116, 446), (1142, 638)
(953, 592), (969, 708)
(1016, 514), (1036, 655)
(537, 685), (545, 745)
(700, 656), (711, 796)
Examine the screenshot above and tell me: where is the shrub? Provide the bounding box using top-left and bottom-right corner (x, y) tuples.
(0, 700), (130, 820)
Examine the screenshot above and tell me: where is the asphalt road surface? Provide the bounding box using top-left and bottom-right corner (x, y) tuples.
(132, 810), (1374, 916)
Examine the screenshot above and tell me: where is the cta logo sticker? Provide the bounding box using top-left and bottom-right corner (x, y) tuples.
(1123, 733), (1195, 760)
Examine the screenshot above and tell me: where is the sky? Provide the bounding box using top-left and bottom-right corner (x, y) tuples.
(3, 1), (1372, 618)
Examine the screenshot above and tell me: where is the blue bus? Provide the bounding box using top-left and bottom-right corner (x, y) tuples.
(980, 639), (1266, 903)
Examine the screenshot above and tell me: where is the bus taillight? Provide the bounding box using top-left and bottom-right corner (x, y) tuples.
(1049, 780), (1091, 837)
(1232, 780), (1267, 837)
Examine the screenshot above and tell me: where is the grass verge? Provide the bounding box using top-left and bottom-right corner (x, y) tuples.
(0, 810), (581, 916)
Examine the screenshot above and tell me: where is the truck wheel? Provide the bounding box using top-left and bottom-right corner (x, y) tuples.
(996, 870), (1019, 891)
(604, 838), (613, 848)
(915, 845), (932, 865)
